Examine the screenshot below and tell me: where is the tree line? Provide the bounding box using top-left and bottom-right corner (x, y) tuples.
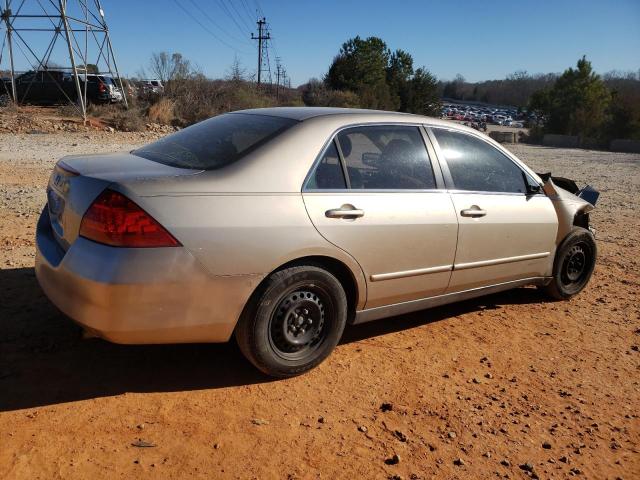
(300, 37), (639, 143)
(44, 35), (638, 143)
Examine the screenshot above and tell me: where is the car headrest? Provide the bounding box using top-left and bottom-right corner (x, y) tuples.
(381, 139), (414, 161)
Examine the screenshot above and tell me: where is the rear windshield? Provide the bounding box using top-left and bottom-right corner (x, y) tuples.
(133, 113), (297, 170)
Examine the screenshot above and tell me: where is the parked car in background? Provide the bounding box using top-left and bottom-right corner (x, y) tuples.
(79, 74), (124, 103)
(36, 108), (598, 377)
(140, 79), (164, 95)
(2, 70), (123, 105)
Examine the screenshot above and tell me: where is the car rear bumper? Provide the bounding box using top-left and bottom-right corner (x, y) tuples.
(35, 209), (263, 344)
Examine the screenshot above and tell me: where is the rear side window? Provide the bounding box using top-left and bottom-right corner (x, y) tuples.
(337, 126), (436, 190)
(306, 141), (346, 189)
(134, 113), (298, 170)
(432, 128), (526, 193)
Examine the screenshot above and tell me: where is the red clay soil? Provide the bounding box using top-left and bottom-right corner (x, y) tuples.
(0, 133), (638, 479)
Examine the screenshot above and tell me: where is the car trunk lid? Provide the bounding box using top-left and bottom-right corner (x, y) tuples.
(46, 152), (202, 250)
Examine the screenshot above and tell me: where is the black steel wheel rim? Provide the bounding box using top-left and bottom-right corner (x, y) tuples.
(561, 242), (590, 286)
(268, 287), (332, 361)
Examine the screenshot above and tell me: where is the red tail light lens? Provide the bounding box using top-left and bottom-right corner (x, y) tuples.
(79, 189), (180, 248)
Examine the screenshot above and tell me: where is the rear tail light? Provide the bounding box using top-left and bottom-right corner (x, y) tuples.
(79, 189), (180, 248)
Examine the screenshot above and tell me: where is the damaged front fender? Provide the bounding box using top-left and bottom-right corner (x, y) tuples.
(538, 173), (599, 243)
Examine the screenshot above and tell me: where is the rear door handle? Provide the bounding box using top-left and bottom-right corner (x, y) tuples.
(325, 206), (365, 219)
(460, 206), (487, 218)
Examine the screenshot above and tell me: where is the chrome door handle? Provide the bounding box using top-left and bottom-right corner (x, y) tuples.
(460, 206), (487, 218)
(325, 207), (365, 219)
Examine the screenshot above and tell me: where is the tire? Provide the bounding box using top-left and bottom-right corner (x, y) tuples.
(543, 226), (597, 300)
(235, 265), (348, 378)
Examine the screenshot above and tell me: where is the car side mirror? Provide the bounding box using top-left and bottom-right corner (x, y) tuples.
(522, 172), (542, 195)
(526, 183), (542, 195)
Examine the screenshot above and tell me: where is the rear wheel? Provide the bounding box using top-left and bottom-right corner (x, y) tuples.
(235, 265), (347, 377)
(543, 227), (596, 300)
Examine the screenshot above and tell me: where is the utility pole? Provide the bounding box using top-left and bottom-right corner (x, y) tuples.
(251, 17), (269, 86)
(275, 57), (281, 99)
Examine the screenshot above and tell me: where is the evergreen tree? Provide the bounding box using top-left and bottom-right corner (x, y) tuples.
(325, 36), (440, 115)
(403, 68), (441, 116)
(529, 56), (610, 138)
(326, 36), (395, 109)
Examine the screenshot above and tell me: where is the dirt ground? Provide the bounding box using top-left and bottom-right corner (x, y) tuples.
(0, 131), (639, 480)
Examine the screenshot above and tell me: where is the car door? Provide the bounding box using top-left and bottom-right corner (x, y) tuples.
(42, 71), (68, 104)
(428, 127), (558, 293)
(303, 124), (458, 309)
(16, 72), (39, 103)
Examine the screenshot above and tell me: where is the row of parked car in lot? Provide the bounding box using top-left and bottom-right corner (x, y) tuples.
(442, 103), (527, 128)
(0, 69), (164, 106)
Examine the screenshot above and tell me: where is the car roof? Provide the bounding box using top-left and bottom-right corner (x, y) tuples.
(232, 106), (468, 130)
(233, 107), (425, 122)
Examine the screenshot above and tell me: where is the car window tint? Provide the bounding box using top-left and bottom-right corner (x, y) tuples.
(433, 129), (526, 193)
(337, 126), (435, 190)
(133, 113), (298, 170)
(307, 141), (346, 189)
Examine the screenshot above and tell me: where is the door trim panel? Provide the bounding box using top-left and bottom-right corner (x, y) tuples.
(454, 251), (550, 271)
(370, 264), (452, 282)
(353, 276), (549, 324)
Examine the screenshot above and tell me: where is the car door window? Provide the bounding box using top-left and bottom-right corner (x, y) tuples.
(306, 141), (347, 189)
(432, 128), (526, 193)
(337, 126), (435, 190)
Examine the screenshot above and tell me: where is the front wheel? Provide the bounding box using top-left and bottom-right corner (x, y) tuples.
(235, 265), (347, 377)
(543, 226), (597, 300)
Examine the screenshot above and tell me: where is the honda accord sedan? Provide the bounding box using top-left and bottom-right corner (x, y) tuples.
(36, 107), (598, 377)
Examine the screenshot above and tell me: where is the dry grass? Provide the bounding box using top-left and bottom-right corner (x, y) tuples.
(109, 108), (145, 132)
(147, 97), (175, 124)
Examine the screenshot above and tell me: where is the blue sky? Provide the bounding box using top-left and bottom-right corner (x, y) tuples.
(2, 0), (639, 85)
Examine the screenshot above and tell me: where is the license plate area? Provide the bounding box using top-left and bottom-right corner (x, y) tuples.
(47, 187), (65, 237)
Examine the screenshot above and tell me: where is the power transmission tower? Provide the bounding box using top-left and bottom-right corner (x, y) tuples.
(250, 17), (269, 86)
(0, 0), (128, 120)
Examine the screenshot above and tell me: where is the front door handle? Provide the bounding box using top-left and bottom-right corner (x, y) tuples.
(460, 206), (487, 218)
(325, 205), (365, 219)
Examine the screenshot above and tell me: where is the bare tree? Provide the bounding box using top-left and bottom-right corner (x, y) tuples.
(149, 52), (192, 83)
(226, 55), (247, 83)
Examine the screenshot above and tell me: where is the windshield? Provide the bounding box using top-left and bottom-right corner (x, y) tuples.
(133, 113), (298, 170)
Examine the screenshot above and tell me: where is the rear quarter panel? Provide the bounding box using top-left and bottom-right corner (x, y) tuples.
(126, 191), (367, 310)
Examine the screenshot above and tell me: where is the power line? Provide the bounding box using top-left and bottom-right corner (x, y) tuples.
(214, 0), (250, 38)
(172, 0), (250, 55)
(223, 0), (253, 32)
(187, 0), (253, 47)
(252, 0), (265, 18)
(239, 0), (256, 22)
(267, 26), (290, 87)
